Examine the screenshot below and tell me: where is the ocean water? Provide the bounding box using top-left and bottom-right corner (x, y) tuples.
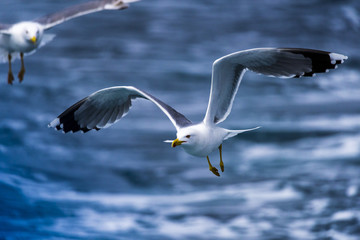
(0, 0), (359, 239)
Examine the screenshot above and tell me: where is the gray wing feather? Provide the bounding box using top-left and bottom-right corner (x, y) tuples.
(49, 86), (192, 133)
(35, 0), (136, 30)
(203, 48), (348, 125)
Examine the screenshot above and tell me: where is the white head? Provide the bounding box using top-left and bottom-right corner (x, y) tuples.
(15, 22), (43, 46)
(171, 125), (203, 148)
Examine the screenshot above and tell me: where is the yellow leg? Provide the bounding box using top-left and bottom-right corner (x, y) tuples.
(207, 156), (220, 177)
(7, 54), (14, 85)
(219, 144), (224, 172)
(18, 52), (25, 83)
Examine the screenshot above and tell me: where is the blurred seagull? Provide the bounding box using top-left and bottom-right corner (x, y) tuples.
(0, 0), (138, 84)
(49, 48), (347, 176)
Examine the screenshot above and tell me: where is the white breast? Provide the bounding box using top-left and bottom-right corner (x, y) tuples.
(180, 123), (227, 157)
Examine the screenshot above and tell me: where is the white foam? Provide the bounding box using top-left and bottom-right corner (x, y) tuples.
(342, 6), (360, 28)
(289, 219), (316, 240)
(228, 216), (272, 239)
(329, 229), (359, 240)
(0, 119), (27, 130)
(244, 131), (360, 163)
(308, 198), (329, 214)
(346, 185), (358, 197)
(157, 216), (225, 238)
(78, 209), (137, 232)
(331, 210), (358, 221)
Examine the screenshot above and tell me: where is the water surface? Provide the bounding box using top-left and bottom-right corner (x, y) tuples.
(0, 0), (359, 239)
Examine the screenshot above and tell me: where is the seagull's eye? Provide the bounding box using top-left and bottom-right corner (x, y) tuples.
(25, 30), (29, 34)
(186, 135), (191, 138)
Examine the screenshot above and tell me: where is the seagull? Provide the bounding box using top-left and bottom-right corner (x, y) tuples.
(0, 0), (138, 85)
(49, 48), (347, 176)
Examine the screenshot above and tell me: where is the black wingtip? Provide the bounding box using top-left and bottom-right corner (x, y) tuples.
(49, 97), (98, 133)
(281, 48), (347, 78)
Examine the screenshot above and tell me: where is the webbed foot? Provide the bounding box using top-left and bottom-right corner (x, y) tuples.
(210, 166), (220, 176)
(207, 156), (220, 177)
(8, 71), (14, 85)
(18, 68), (25, 83)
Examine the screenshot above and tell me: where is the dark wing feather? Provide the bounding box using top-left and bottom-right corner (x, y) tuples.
(49, 86), (192, 133)
(53, 97), (99, 133)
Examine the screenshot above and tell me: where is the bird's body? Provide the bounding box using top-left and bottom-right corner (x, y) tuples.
(174, 123), (258, 157)
(175, 123), (227, 157)
(49, 48), (348, 176)
(0, 0), (138, 84)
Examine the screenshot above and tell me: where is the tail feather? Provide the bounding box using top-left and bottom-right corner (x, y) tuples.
(224, 126), (260, 140)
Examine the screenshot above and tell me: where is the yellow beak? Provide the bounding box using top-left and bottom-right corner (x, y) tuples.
(30, 36), (37, 44)
(171, 138), (185, 148)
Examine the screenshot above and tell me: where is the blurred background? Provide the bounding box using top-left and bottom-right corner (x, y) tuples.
(0, 0), (359, 239)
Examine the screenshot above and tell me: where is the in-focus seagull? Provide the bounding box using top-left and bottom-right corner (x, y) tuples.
(0, 0), (138, 85)
(49, 48), (347, 176)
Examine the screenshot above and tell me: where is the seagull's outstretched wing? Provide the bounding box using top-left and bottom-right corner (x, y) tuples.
(49, 86), (192, 133)
(35, 0), (138, 30)
(203, 48), (348, 125)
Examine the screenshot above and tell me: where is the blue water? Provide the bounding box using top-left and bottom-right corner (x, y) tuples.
(1, 0), (360, 239)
